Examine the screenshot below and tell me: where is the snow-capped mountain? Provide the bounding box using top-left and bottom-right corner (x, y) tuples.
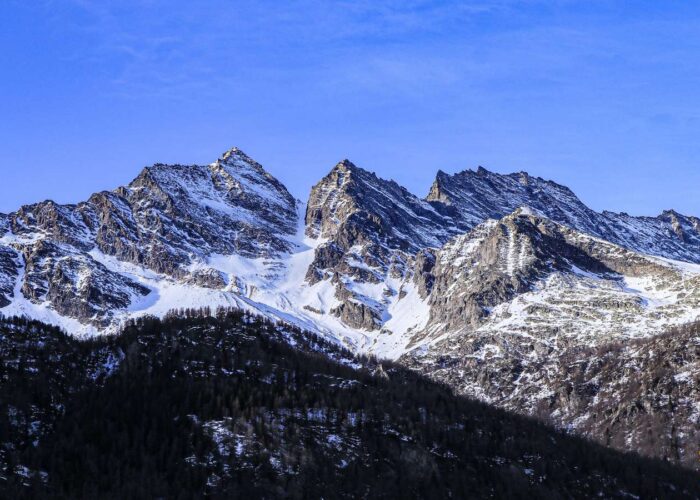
(0, 148), (298, 328)
(428, 166), (700, 263)
(1, 147), (699, 467)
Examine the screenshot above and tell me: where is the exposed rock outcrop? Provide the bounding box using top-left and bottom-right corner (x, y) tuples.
(0, 246), (18, 308)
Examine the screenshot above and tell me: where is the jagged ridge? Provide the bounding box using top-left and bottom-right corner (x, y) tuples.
(428, 166), (700, 263)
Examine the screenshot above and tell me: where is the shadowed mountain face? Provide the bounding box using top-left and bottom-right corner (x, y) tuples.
(427, 166), (700, 263)
(1, 148), (700, 471)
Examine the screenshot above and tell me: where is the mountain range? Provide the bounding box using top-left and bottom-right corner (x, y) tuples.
(1, 147), (699, 470)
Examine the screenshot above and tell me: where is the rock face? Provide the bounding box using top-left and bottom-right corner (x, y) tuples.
(2, 149), (700, 470)
(18, 240), (149, 327)
(0, 246), (17, 308)
(428, 167), (700, 263)
(397, 211), (700, 468)
(403, 314), (700, 470)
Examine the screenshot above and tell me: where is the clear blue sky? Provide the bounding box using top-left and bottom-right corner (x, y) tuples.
(2, 1), (700, 215)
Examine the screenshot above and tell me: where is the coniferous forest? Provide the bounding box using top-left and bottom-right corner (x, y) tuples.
(1, 310), (699, 499)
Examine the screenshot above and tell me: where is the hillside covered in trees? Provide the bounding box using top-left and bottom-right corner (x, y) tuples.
(1, 310), (699, 498)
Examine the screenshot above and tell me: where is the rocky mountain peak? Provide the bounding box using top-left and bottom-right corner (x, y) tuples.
(323, 159), (385, 192)
(0, 147), (301, 327)
(657, 208), (697, 226)
(214, 147), (279, 181)
(306, 160), (457, 250)
(420, 207), (689, 342)
(219, 146), (248, 162)
(333, 159), (358, 171)
(516, 171), (530, 185)
(303, 160), (463, 331)
(424, 166), (700, 263)
(425, 170), (453, 207)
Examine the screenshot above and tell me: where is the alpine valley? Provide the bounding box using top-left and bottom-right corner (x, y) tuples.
(2, 148), (700, 496)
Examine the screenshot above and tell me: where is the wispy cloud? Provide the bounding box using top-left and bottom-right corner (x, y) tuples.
(20, 0), (700, 113)
(30, 0), (539, 101)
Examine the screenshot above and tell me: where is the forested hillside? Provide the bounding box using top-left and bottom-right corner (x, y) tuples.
(1, 311), (698, 498)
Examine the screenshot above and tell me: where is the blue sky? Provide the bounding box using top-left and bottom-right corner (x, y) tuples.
(2, 0), (700, 215)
